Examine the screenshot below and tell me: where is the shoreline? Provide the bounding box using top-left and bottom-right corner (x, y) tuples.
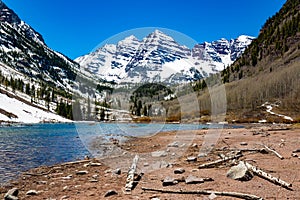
(1, 124), (299, 199)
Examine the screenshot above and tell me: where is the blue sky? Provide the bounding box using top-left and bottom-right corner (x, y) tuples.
(3, 0), (286, 59)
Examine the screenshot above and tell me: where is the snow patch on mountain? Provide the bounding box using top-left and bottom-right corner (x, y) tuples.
(0, 92), (71, 123)
(76, 30), (254, 84)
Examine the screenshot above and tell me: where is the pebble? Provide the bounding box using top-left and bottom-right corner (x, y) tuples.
(89, 179), (98, 183)
(291, 153), (298, 157)
(151, 151), (167, 157)
(185, 175), (204, 184)
(26, 190), (38, 195)
(162, 176), (178, 186)
(37, 181), (47, 184)
(76, 170), (88, 175)
(198, 153), (207, 158)
(168, 142), (179, 147)
(61, 175), (72, 180)
(174, 168), (185, 174)
(60, 196), (69, 200)
(186, 156), (197, 162)
(104, 190), (118, 197)
(240, 142), (248, 146)
(209, 193), (217, 199)
(112, 168), (121, 175)
(92, 174), (99, 179)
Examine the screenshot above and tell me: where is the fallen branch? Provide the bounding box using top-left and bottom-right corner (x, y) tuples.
(142, 187), (263, 200)
(123, 155), (139, 194)
(24, 168), (55, 176)
(243, 161), (292, 190)
(199, 152), (243, 169)
(267, 127), (290, 131)
(217, 148), (268, 154)
(263, 145), (284, 159)
(60, 159), (91, 166)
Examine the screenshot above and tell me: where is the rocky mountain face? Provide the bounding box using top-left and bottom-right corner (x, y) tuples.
(0, 2), (97, 121)
(0, 1), (81, 90)
(76, 30), (254, 84)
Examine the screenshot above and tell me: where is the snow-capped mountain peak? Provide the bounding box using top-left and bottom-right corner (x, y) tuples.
(0, 2), (44, 44)
(144, 29), (176, 43)
(75, 30), (254, 84)
(117, 35), (139, 46)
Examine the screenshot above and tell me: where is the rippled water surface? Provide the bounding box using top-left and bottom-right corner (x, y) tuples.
(0, 123), (90, 185)
(0, 122), (228, 185)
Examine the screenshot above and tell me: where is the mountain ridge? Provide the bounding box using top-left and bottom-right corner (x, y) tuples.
(75, 30), (254, 84)
(0, 1), (94, 122)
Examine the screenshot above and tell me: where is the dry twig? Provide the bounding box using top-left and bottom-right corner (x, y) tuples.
(142, 187), (263, 200)
(263, 145), (284, 159)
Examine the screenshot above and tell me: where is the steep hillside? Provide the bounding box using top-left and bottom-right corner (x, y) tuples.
(0, 2), (81, 90)
(222, 0), (300, 82)
(0, 2), (94, 122)
(162, 0), (300, 123)
(217, 0), (300, 122)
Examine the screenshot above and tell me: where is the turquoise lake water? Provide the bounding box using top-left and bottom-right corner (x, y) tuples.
(0, 122), (235, 185)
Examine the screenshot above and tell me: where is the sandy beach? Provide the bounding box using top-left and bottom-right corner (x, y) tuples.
(1, 124), (299, 199)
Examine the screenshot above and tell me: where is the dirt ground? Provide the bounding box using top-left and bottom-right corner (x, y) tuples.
(1, 124), (300, 200)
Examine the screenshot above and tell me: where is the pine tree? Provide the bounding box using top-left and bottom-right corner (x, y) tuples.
(143, 105), (148, 116)
(100, 108), (105, 121)
(25, 83), (30, 95)
(136, 100), (142, 116)
(87, 96), (91, 120)
(72, 100), (82, 121)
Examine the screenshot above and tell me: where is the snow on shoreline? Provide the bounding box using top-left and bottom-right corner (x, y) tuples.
(0, 92), (72, 124)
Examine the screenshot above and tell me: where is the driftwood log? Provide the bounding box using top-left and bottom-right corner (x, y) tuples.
(199, 152), (243, 169)
(216, 148), (268, 154)
(124, 155), (139, 194)
(243, 161), (292, 190)
(59, 159), (91, 166)
(24, 168), (55, 176)
(142, 187), (263, 200)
